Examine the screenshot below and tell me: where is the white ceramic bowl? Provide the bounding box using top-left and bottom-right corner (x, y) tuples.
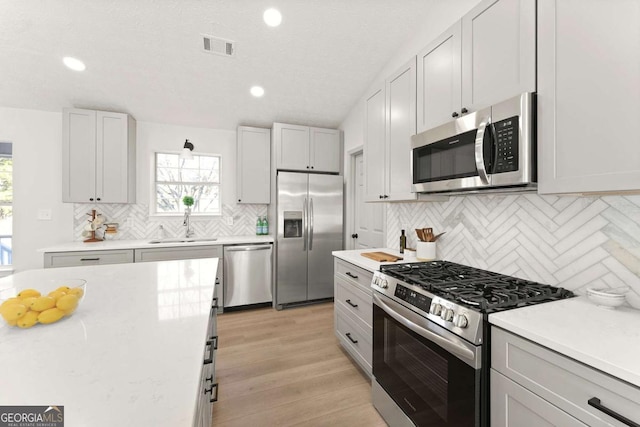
(586, 287), (627, 309)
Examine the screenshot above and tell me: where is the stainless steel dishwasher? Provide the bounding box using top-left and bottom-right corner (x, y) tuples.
(223, 243), (273, 308)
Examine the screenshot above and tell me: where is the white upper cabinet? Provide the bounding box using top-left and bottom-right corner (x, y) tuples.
(461, 0), (536, 112)
(385, 57), (417, 201)
(237, 126), (271, 204)
(417, 21), (462, 133)
(538, 0), (640, 194)
(274, 123), (341, 173)
(417, 0), (535, 133)
(363, 85), (386, 202)
(364, 58), (418, 202)
(62, 108), (136, 203)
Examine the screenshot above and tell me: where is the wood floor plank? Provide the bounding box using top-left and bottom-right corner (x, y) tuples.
(211, 302), (386, 426)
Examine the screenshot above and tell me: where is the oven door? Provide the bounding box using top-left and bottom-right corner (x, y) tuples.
(411, 107), (492, 193)
(373, 293), (482, 427)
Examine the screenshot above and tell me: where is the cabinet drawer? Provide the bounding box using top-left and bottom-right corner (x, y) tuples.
(335, 276), (372, 328)
(44, 250), (134, 268)
(335, 306), (372, 373)
(334, 259), (373, 294)
(134, 245), (222, 262)
(492, 327), (640, 427)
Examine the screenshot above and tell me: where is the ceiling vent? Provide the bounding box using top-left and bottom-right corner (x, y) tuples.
(202, 34), (235, 58)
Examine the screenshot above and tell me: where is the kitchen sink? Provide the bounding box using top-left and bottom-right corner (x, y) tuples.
(148, 238), (218, 244)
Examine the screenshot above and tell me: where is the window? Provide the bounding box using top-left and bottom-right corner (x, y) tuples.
(0, 143), (12, 266)
(154, 152), (221, 215)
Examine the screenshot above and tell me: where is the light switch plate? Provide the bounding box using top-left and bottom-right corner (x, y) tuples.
(37, 209), (52, 220)
(225, 216), (234, 226)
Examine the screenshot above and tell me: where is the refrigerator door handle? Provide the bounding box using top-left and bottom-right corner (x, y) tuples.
(303, 197), (308, 251)
(309, 198), (314, 251)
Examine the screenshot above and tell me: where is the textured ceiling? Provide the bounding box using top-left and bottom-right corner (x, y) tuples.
(0, 0), (443, 130)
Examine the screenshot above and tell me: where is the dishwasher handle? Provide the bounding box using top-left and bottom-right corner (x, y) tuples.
(224, 245), (272, 252)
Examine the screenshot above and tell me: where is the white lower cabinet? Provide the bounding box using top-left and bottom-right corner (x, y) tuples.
(43, 249), (134, 268)
(194, 285), (219, 427)
(333, 258), (374, 377)
(491, 327), (640, 427)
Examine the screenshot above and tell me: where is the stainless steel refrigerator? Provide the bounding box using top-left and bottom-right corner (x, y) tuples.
(276, 172), (343, 308)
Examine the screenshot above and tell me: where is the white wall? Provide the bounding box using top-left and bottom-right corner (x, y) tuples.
(0, 107), (73, 272)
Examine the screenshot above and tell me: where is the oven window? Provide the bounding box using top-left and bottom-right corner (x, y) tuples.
(374, 305), (479, 426)
(413, 129), (478, 183)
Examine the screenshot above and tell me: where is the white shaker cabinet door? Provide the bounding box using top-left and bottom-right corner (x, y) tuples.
(363, 85), (386, 202)
(417, 20), (462, 133)
(310, 127), (341, 173)
(63, 109), (97, 203)
(96, 111), (134, 203)
(461, 0), (536, 112)
(538, 0), (640, 194)
(385, 57), (417, 201)
(274, 123), (310, 171)
(237, 126), (271, 204)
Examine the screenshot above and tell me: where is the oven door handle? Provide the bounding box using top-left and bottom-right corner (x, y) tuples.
(474, 117), (491, 185)
(373, 293), (478, 365)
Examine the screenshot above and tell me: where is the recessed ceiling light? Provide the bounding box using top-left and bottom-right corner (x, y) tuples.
(63, 56), (86, 71)
(263, 8), (282, 27)
(250, 86), (265, 97)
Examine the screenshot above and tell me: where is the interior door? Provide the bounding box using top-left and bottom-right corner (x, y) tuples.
(307, 174), (343, 300)
(353, 152), (384, 249)
(276, 172), (308, 305)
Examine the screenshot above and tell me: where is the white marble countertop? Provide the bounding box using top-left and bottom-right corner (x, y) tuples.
(0, 258), (218, 427)
(332, 248), (420, 272)
(39, 235), (273, 253)
(490, 296), (640, 388)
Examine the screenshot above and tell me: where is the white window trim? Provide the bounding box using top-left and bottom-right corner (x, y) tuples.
(150, 150), (223, 218)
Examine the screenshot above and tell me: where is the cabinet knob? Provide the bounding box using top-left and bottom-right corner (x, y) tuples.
(306, 166), (310, 169)
(96, 197), (101, 201)
(238, 199), (241, 202)
(379, 195), (383, 199)
(383, 195), (389, 199)
(351, 233), (358, 239)
(452, 112), (459, 118)
(461, 107), (468, 114)
(311, 166), (314, 169)
(89, 198), (94, 201)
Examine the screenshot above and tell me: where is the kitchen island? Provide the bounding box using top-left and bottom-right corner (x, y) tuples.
(0, 258), (218, 427)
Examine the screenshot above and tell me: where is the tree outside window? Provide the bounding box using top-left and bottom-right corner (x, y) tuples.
(154, 153), (221, 215)
(0, 142), (12, 266)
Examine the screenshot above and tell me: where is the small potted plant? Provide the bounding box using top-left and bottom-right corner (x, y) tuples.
(182, 195), (195, 210)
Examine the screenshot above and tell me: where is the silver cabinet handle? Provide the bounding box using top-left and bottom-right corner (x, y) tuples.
(309, 198), (314, 251)
(474, 117), (491, 185)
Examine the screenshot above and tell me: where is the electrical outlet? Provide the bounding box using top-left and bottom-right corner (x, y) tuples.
(37, 209), (52, 221)
(225, 216), (234, 226)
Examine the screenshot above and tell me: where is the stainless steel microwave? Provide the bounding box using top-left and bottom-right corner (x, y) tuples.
(411, 92), (536, 194)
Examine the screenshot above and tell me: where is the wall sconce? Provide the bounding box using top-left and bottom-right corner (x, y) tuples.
(179, 139), (194, 160)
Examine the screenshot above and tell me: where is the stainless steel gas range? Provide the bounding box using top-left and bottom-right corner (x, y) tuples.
(370, 261), (574, 427)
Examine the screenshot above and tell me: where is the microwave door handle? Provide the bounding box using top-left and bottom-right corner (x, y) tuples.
(475, 118), (491, 184)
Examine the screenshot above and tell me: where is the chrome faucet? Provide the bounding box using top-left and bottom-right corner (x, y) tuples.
(183, 209), (195, 238)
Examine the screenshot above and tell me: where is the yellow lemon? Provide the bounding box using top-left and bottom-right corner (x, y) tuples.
(17, 310), (39, 328)
(56, 294), (79, 311)
(21, 297), (37, 309)
(1, 303), (28, 322)
(17, 289), (41, 299)
(55, 286), (71, 293)
(67, 287), (84, 298)
(31, 296), (56, 312)
(47, 290), (67, 301)
(38, 308), (65, 324)
(6, 318), (18, 326)
(1, 298), (22, 309)
(62, 306), (77, 317)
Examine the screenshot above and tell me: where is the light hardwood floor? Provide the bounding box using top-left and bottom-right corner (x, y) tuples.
(212, 302), (387, 427)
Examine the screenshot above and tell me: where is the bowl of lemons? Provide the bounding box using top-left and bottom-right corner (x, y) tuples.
(0, 279), (86, 329)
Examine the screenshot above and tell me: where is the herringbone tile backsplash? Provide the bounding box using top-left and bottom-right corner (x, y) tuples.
(387, 194), (640, 302)
(74, 203), (267, 241)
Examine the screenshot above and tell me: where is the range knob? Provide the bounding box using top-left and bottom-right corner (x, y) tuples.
(454, 314), (469, 328)
(429, 303), (442, 316)
(380, 279), (388, 289)
(440, 308), (454, 322)
(372, 277), (379, 286)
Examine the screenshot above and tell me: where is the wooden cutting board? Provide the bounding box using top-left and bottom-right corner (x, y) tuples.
(361, 252), (403, 262)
